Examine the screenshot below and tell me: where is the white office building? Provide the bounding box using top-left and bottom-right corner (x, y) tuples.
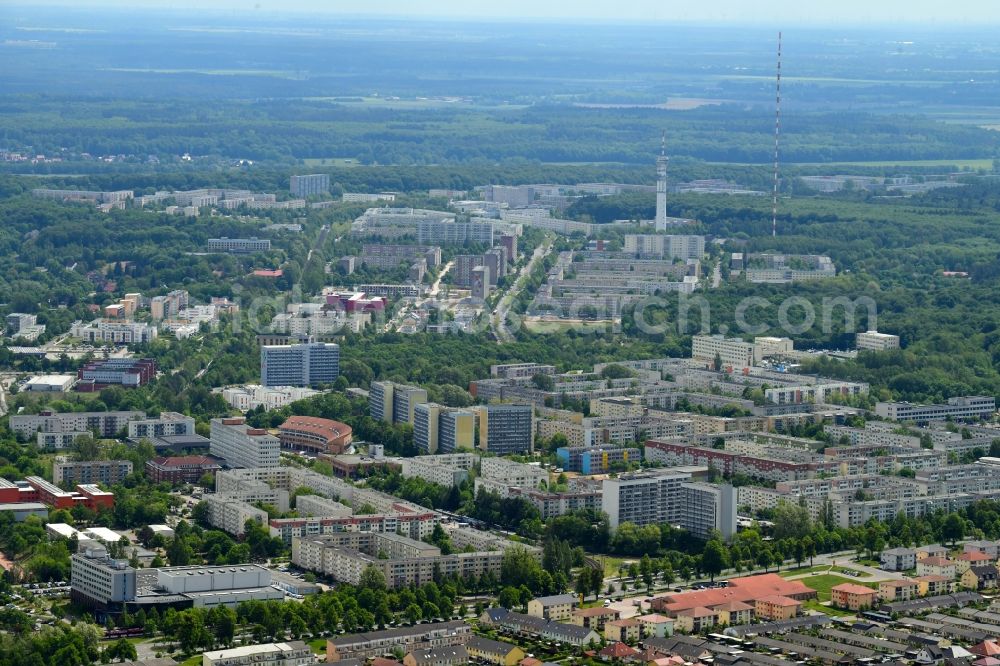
(857, 330), (901, 351)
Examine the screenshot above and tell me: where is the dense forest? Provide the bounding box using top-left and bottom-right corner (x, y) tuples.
(2, 97), (998, 166)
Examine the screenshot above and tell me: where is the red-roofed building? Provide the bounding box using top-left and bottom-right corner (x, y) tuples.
(599, 642), (640, 662)
(972, 641), (1000, 658)
(24, 476), (114, 511)
(755, 595), (802, 621)
(76, 484), (114, 511)
(145, 455), (222, 484)
(278, 416), (353, 455)
(830, 583), (877, 611)
(252, 269), (284, 278)
(917, 557), (958, 578)
(326, 291), (387, 314)
(957, 551), (995, 573)
(650, 573), (816, 616)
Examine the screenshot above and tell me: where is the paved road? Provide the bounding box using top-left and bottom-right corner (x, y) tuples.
(428, 260), (454, 297)
(491, 235), (554, 342)
(711, 260), (722, 288)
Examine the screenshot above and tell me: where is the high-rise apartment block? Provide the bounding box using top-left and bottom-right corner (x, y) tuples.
(209, 417), (280, 468)
(476, 404), (533, 455)
(602, 469), (736, 539)
(260, 342), (339, 387)
(501, 234), (518, 264)
(150, 290), (190, 320)
(413, 403), (475, 454)
(290, 174), (330, 198)
(471, 266), (491, 301)
(369, 381), (428, 425)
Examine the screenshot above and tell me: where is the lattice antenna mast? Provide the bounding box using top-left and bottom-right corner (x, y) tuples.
(772, 31), (782, 237)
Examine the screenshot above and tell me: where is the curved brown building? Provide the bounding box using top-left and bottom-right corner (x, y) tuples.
(278, 416), (353, 455)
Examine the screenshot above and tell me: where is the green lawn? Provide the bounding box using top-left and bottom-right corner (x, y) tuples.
(309, 638), (327, 654)
(802, 574), (878, 602)
(597, 555), (636, 579)
(177, 656), (201, 666)
(778, 564), (871, 579)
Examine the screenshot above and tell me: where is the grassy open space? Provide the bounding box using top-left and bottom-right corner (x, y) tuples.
(523, 318), (614, 334)
(802, 574), (878, 602)
(778, 564), (870, 579)
(598, 555), (636, 579)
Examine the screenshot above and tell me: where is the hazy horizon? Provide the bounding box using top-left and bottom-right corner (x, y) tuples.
(7, 0), (1000, 26)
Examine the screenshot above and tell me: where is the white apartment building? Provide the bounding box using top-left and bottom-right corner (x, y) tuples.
(10, 410), (144, 438)
(205, 496), (270, 536)
(37, 431), (88, 449)
(857, 330), (901, 351)
(876, 396), (996, 423)
(824, 424), (920, 449)
(209, 418), (280, 468)
(221, 385), (321, 412)
(754, 336), (794, 357)
(602, 470), (688, 529)
(601, 469), (737, 538)
(343, 192), (395, 203)
(400, 453), (479, 488)
(691, 335), (760, 370)
(764, 381), (869, 406)
(479, 457), (548, 489)
(624, 234), (705, 260)
(207, 237), (271, 253)
(70, 319), (158, 344)
(128, 411), (195, 440)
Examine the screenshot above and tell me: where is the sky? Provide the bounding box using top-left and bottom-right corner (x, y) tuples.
(15, 0), (1000, 25)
